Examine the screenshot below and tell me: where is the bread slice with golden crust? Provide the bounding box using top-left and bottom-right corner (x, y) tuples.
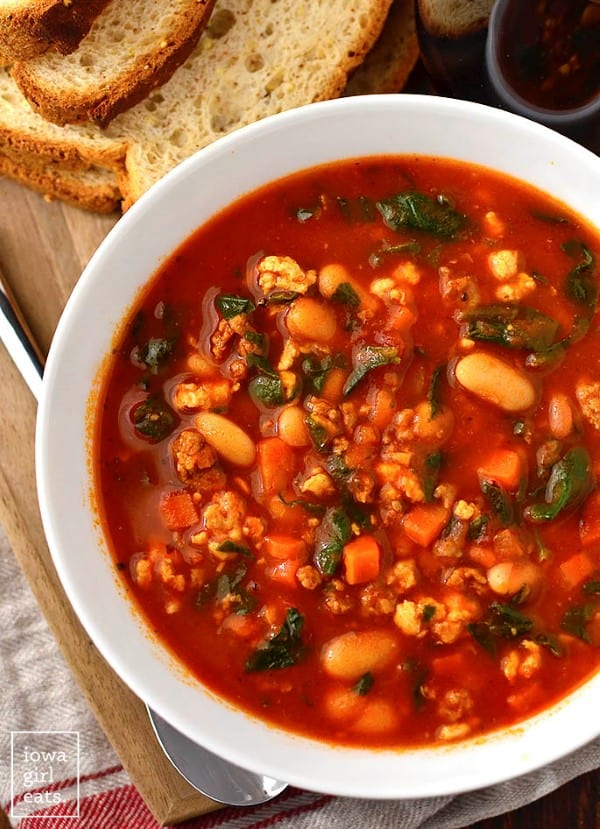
(0, 0), (111, 63)
(11, 0), (218, 126)
(345, 0), (418, 95)
(0, 149), (121, 211)
(1, 0), (395, 209)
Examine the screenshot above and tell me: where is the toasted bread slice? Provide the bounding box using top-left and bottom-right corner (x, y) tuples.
(0, 0), (111, 62)
(0, 149), (121, 211)
(11, 0), (217, 126)
(345, 0), (419, 95)
(1, 0), (394, 209)
(417, 0), (494, 38)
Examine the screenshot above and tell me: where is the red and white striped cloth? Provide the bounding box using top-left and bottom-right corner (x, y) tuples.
(2, 531), (598, 829)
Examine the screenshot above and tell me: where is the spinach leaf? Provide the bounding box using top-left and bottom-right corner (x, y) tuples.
(314, 507), (352, 575)
(562, 240), (597, 313)
(132, 395), (178, 442)
(302, 354), (346, 394)
(535, 632), (565, 657)
(248, 374), (287, 408)
(245, 608), (305, 671)
(376, 191), (465, 238)
(458, 304), (559, 351)
(139, 337), (176, 372)
(480, 479), (514, 525)
(246, 352), (278, 377)
(469, 601), (534, 654)
(343, 344), (400, 396)
(278, 492), (327, 517)
(196, 564), (256, 614)
(561, 604), (596, 643)
(526, 447), (594, 523)
(525, 315), (590, 369)
(468, 514), (490, 541)
(423, 450), (443, 502)
(427, 365), (445, 417)
(331, 282), (360, 307)
(216, 540), (252, 556)
(264, 290), (300, 305)
(353, 672), (374, 696)
(583, 578), (600, 596)
(305, 415), (331, 453)
(215, 293), (255, 319)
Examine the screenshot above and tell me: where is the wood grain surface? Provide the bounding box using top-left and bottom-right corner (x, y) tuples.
(0, 173), (598, 829)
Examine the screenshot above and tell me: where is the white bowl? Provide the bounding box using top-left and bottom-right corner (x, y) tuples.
(36, 95), (600, 799)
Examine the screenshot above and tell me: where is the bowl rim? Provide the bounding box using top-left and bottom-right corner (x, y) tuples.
(35, 93), (600, 799)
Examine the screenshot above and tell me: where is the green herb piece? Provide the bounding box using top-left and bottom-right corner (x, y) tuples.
(561, 604), (596, 643)
(480, 479), (514, 526)
(458, 304), (559, 351)
(376, 191), (465, 238)
(244, 331), (267, 349)
(535, 632), (565, 657)
(525, 315), (590, 369)
(216, 540), (252, 556)
(369, 240), (422, 267)
(422, 604), (437, 623)
(132, 395), (178, 441)
(278, 492), (327, 517)
(302, 353), (346, 394)
(469, 601), (534, 654)
(533, 527), (552, 562)
(246, 352), (278, 377)
(196, 564), (256, 614)
(337, 196), (352, 221)
(326, 452), (351, 483)
(314, 507), (352, 575)
(526, 447), (594, 523)
(245, 608), (305, 671)
(305, 415), (331, 453)
(139, 337), (176, 372)
(215, 293), (255, 319)
(331, 282), (360, 307)
(562, 240), (597, 312)
(265, 290), (300, 305)
(468, 514), (490, 541)
(423, 450), (442, 502)
(358, 195), (375, 221)
(427, 364), (445, 417)
(531, 270), (550, 286)
(583, 578), (600, 596)
(532, 211), (570, 225)
(353, 672), (374, 696)
(248, 374), (287, 408)
(343, 344), (400, 396)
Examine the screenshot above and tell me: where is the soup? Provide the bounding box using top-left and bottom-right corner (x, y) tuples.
(94, 156), (600, 748)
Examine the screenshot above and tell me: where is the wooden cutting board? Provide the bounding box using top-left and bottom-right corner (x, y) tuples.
(0, 176), (221, 825)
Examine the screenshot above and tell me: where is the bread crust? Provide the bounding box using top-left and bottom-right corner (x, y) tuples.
(0, 0), (112, 62)
(11, 0), (218, 127)
(418, 0), (494, 38)
(0, 149), (121, 212)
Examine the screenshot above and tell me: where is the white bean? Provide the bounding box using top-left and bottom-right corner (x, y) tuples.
(454, 353), (536, 412)
(318, 263), (379, 314)
(286, 297), (337, 342)
(195, 412), (256, 467)
(487, 560), (541, 597)
(277, 406), (310, 447)
(320, 629), (399, 681)
(548, 393), (574, 439)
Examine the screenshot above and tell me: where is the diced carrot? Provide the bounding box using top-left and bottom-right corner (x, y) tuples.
(558, 551), (595, 590)
(579, 490), (600, 547)
(266, 559), (300, 588)
(477, 448), (524, 490)
(257, 437), (295, 494)
(343, 534), (381, 585)
(264, 534), (308, 561)
(388, 304), (417, 334)
(468, 544), (497, 570)
(402, 503), (449, 547)
(160, 490), (198, 530)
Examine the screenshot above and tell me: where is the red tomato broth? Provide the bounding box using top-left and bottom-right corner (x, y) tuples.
(94, 156), (600, 748)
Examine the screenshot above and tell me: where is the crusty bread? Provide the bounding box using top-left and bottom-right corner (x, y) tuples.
(0, 148), (121, 211)
(1, 0), (396, 210)
(11, 0), (217, 126)
(0, 0), (111, 63)
(345, 0), (418, 95)
(417, 0), (494, 38)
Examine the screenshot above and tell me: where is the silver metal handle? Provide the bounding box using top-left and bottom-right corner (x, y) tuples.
(0, 266), (44, 402)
